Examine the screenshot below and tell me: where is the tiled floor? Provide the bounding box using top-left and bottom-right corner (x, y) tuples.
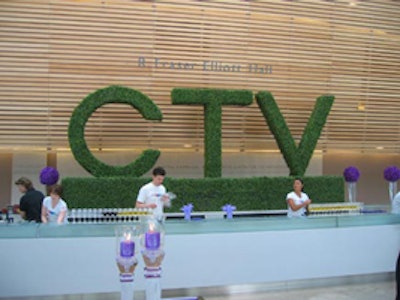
(204, 280), (396, 300)
(4, 276), (397, 300)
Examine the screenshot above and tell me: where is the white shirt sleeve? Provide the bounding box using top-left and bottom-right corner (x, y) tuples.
(286, 192), (295, 201)
(42, 196), (51, 209)
(60, 200), (67, 212)
(136, 185), (147, 203)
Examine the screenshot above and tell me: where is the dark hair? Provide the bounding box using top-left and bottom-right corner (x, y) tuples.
(294, 177), (304, 192)
(294, 177), (304, 185)
(152, 166), (166, 176)
(49, 184), (63, 197)
(15, 177), (33, 190)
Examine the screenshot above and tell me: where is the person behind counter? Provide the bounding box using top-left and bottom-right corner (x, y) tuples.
(41, 184), (68, 224)
(15, 177), (44, 222)
(135, 166), (170, 220)
(286, 178), (312, 218)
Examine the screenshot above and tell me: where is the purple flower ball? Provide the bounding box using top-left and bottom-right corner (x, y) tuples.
(383, 166), (400, 182)
(39, 167), (59, 185)
(343, 166), (360, 183)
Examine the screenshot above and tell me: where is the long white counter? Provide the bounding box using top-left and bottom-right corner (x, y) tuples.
(1, 214), (400, 298)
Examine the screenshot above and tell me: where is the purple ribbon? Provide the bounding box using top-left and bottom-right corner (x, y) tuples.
(144, 267), (162, 278)
(181, 203), (193, 220)
(119, 273), (134, 282)
(222, 204), (236, 219)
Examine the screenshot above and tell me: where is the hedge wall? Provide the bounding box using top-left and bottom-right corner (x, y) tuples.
(256, 91), (334, 176)
(171, 88), (253, 178)
(62, 176), (344, 211)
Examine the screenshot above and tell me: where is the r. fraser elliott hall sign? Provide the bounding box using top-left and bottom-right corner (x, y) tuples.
(137, 57), (273, 75)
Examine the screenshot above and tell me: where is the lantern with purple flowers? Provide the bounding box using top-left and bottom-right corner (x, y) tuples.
(383, 166), (400, 208)
(140, 216), (165, 300)
(343, 166), (360, 203)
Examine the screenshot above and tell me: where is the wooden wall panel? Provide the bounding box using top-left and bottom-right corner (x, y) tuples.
(0, 0), (399, 153)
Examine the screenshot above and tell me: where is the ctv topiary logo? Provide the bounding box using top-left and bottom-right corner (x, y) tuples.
(68, 85), (334, 178)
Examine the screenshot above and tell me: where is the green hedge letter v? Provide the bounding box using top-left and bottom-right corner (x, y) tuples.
(256, 91), (334, 176)
(68, 85), (162, 177)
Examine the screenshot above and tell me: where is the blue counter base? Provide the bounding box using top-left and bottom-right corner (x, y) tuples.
(1, 216), (399, 298)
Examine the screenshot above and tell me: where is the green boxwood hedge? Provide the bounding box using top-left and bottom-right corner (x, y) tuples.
(68, 85), (162, 177)
(65, 86), (341, 211)
(68, 86), (335, 178)
(171, 88), (253, 178)
(62, 176), (344, 211)
(256, 91), (334, 176)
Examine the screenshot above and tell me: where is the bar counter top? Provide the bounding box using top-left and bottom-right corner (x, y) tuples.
(1, 207), (399, 239)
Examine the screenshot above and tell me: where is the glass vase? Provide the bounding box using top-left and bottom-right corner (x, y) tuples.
(347, 182), (357, 203)
(389, 181), (397, 206)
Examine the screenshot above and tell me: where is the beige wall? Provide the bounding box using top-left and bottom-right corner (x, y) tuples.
(0, 153), (12, 209)
(0, 1), (399, 154)
(323, 153), (400, 205)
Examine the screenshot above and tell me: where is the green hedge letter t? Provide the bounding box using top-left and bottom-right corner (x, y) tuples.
(68, 85), (162, 177)
(172, 88), (253, 178)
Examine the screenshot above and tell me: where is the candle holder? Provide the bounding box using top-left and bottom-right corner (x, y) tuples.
(181, 203), (193, 221)
(140, 216), (165, 300)
(115, 225), (139, 300)
(222, 204), (236, 219)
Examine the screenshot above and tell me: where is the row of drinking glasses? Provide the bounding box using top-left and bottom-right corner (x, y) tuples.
(67, 208), (151, 223)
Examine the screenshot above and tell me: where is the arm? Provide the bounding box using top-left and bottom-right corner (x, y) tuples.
(41, 205), (48, 223)
(161, 193), (171, 207)
(135, 201), (157, 209)
(19, 210), (26, 220)
(19, 197), (27, 220)
(135, 186), (157, 209)
(57, 210), (66, 224)
(287, 198), (311, 212)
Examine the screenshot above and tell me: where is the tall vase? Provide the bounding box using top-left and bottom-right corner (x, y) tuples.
(348, 182), (357, 203)
(389, 181), (397, 202)
(119, 272), (135, 300)
(389, 181), (397, 212)
(142, 249), (165, 300)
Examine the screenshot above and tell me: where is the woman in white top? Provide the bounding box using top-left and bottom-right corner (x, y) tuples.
(41, 184), (68, 224)
(286, 178), (312, 218)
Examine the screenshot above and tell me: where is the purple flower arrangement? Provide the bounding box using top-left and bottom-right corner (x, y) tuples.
(39, 167), (59, 185)
(383, 166), (400, 182)
(343, 166), (360, 183)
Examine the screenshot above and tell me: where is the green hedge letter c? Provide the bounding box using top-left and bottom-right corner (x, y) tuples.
(68, 85), (162, 177)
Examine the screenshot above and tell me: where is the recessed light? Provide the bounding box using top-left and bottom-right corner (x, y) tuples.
(358, 102), (365, 111)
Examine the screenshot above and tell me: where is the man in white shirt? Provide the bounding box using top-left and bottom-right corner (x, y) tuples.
(135, 167), (169, 220)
